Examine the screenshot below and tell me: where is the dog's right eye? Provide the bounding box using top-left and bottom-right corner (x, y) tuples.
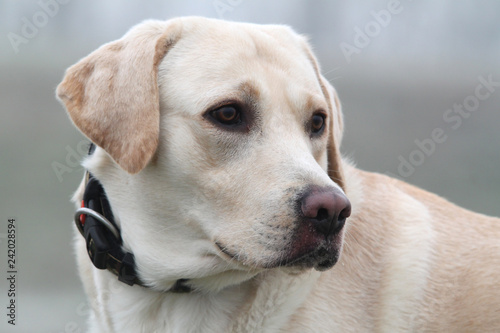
(209, 105), (242, 126)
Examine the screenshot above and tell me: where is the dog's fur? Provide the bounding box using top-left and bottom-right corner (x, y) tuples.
(57, 17), (500, 332)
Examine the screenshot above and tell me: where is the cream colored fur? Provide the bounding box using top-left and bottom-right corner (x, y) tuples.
(58, 17), (500, 332)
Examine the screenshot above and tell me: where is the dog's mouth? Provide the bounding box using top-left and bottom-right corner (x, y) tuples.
(283, 240), (342, 271)
(283, 218), (346, 271)
(215, 241), (244, 263)
(215, 231), (344, 272)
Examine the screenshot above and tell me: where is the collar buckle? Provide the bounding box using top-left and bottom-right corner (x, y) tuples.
(75, 172), (141, 285)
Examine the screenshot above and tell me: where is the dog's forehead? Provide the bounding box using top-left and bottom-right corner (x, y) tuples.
(158, 18), (326, 114)
(178, 18), (305, 60)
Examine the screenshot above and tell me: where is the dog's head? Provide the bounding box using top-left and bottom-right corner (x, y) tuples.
(57, 17), (350, 291)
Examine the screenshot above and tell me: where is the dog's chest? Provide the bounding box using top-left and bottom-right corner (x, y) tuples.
(105, 290), (246, 333)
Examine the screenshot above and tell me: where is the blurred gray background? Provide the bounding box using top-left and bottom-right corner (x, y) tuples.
(0, 1), (499, 332)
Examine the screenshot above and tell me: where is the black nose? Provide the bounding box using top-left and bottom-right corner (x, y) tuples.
(300, 187), (351, 237)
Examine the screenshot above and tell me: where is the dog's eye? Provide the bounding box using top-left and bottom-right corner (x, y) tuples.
(210, 105), (241, 125)
(311, 113), (326, 134)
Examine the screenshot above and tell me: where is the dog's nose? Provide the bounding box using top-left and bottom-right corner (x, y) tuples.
(300, 187), (351, 237)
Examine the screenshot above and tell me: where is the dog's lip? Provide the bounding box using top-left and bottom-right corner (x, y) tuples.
(283, 243), (340, 271)
(215, 241), (237, 259)
(214, 241), (266, 271)
(215, 241), (252, 268)
(215, 239), (341, 271)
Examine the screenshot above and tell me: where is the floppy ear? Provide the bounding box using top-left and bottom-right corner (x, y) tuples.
(56, 20), (182, 174)
(299, 40), (345, 190)
(322, 79), (345, 191)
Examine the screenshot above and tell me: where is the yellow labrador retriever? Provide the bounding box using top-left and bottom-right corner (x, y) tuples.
(57, 17), (500, 332)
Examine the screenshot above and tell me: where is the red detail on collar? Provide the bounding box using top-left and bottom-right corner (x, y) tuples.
(80, 200), (86, 225)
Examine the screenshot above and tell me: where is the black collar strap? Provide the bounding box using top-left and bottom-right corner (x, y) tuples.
(74, 143), (192, 293)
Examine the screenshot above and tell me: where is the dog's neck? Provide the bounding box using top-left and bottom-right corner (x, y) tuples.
(76, 167), (196, 292)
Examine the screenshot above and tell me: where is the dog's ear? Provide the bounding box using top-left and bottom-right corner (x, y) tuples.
(56, 21), (182, 174)
(322, 79), (345, 191)
(299, 40), (345, 190)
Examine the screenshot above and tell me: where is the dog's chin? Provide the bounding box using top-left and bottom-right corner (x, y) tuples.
(284, 244), (342, 272)
(264, 240), (343, 272)
(272, 227), (345, 272)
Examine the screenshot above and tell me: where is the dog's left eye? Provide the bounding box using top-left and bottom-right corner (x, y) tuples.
(311, 113), (326, 134)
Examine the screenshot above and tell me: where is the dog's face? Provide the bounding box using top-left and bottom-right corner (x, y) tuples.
(58, 17), (350, 291)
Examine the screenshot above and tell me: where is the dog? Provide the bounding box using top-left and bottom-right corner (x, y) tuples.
(57, 17), (500, 332)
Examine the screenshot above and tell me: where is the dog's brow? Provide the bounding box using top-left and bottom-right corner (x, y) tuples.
(304, 94), (327, 113)
(237, 81), (261, 104)
(203, 81), (260, 114)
